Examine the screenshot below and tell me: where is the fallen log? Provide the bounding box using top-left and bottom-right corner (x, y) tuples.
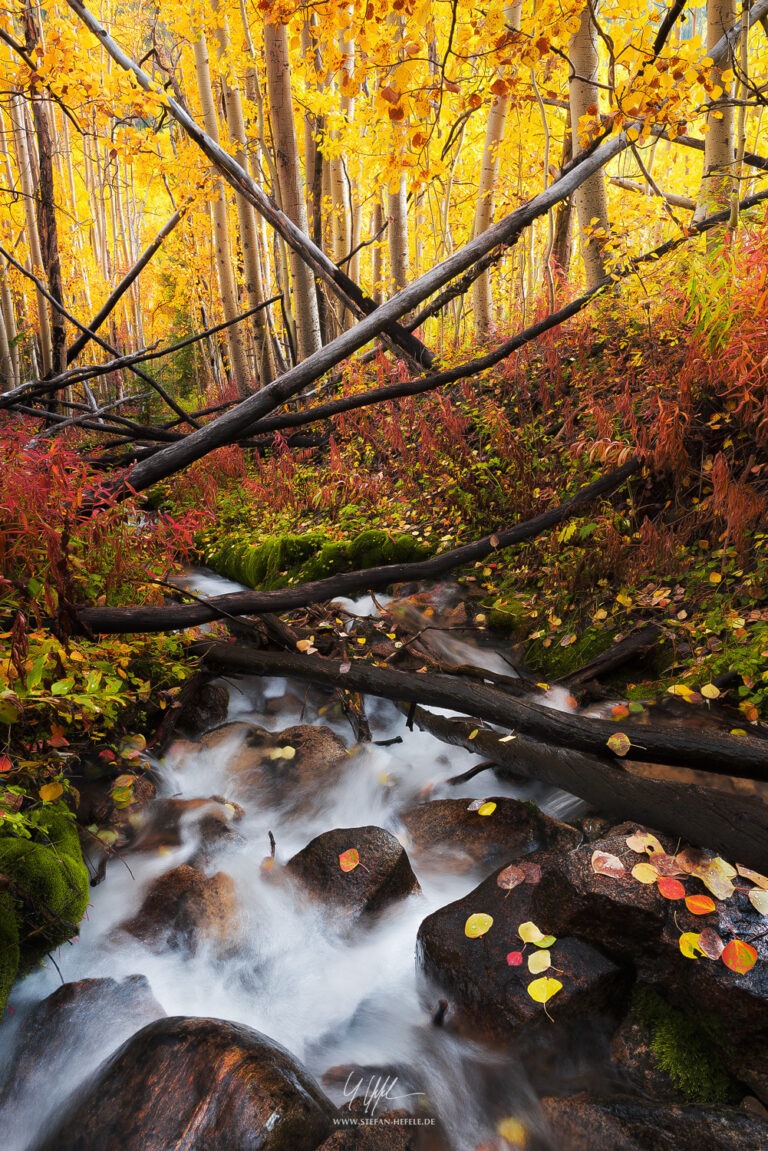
(405, 706), (768, 872)
(191, 641), (768, 781)
(560, 624), (664, 686)
(75, 459), (639, 633)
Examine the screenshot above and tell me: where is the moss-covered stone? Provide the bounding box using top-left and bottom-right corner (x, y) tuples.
(486, 596), (529, 634)
(524, 626), (616, 679)
(630, 986), (740, 1105)
(0, 808), (90, 1010)
(204, 528), (430, 591)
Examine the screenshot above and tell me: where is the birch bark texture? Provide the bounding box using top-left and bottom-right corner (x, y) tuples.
(694, 0), (737, 228)
(568, 7), (611, 288)
(193, 32), (253, 395)
(264, 15), (322, 360)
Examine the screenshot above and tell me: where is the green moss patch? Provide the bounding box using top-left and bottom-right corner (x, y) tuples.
(631, 986), (740, 1105)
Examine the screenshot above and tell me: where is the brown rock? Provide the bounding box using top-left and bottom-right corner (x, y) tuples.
(175, 677), (229, 737)
(610, 1015), (686, 1103)
(400, 797), (579, 873)
(316, 1107), (419, 1150)
(32, 1016), (338, 1151)
(200, 722), (349, 810)
(286, 826), (420, 918)
(119, 864), (238, 953)
(531, 822), (768, 1035)
(0, 976), (165, 1113)
(542, 1093), (768, 1151)
(416, 857), (628, 1042)
(130, 795), (244, 853)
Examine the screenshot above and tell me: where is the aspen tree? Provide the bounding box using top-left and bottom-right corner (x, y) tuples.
(473, 2), (521, 336)
(264, 11), (322, 360)
(694, 0), (736, 233)
(193, 29), (253, 395)
(569, 6), (611, 287)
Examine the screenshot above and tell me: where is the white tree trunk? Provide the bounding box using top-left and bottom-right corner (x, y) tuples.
(694, 0), (736, 227)
(9, 96), (53, 374)
(472, 2), (521, 336)
(194, 33), (253, 396)
(264, 17), (322, 360)
(569, 7), (610, 288)
(215, 8), (272, 385)
(387, 173), (409, 293)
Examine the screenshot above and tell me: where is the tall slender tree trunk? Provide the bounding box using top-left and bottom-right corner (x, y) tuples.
(9, 95), (53, 375)
(387, 173), (409, 294)
(194, 32), (253, 396)
(472, 2), (521, 337)
(694, 0), (736, 233)
(569, 7), (610, 287)
(264, 15), (322, 361)
(0, 256), (19, 388)
(215, 6), (272, 386)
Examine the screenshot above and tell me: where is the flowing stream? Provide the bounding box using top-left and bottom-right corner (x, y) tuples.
(0, 570), (589, 1151)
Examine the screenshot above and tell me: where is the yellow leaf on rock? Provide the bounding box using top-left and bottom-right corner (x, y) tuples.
(679, 932), (704, 959)
(632, 862), (660, 884)
(527, 976), (563, 1004)
(748, 888), (768, 915)
(465, 912), (493, 938)
(496, 1116), (528, 1145)
(626, 831), (664, 855)
(736, 864), (768, 890)
(518, 921), (546, 943)
(477, 801), (497, 816)
(528, 949), (551, 974)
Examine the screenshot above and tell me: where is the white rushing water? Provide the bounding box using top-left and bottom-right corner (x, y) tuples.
(0, 572), (585, 1151)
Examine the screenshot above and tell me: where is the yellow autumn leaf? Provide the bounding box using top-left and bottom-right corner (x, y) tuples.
(701, 684), (720, 699)
(527, 949), (551, 974)
(477, 801), (497, 816)
(632, 862), (660, 884)
(527, 976), (563, 1004)
(496, 1117), (528, 1144)
(679, 932), (704, 959)
(465, 912), (493, 938)
(39, 781), (63, 802)
(607, 732), (631, 756)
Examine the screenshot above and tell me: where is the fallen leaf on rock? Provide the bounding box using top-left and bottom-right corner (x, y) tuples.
(497, 865), (526, 890)
(654, 853), (685, 877)
(698, 927), (725, 959)
(626, 830), (664, 855)
(632, 862), (660, 884)
(692, 858), (735, 901)
(658, 877), (686, 900)
(339, 848), (360, 872)
(685, 894), (716, 915)
(477, 801), (497, 816)
(465, 913), (494, 938)
(506, 951), (523, 966)
(721, 938), (757, 975)
(591, 849), (626, 878)
(607, 732), (631, 756)
(518, 921), (546, 944)
(467, 799), (484, 812)
(676, 847), (706, 874)
(737, 864), (768, 890)
(679, 932), (704, 959)
(748, 888), (768, 915)
(527, 976), (562, 1004)
(528, 949), (551, 974)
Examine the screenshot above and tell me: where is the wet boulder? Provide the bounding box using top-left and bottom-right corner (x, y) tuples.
(200, 722), (349, 810)
(130, 795), (244, 855)
(541, 1093), (768, 1151)
(400, 796), (579, 873)
(417, 855), (628, 1042)
(33, 1016), (338, 1151)
(0, 975), (165, 1115)
(531, 822), (768, 1035)
(316, 1106), (416, 1150)
(286, 826), (420, 918)
(118, 864), (238, 953)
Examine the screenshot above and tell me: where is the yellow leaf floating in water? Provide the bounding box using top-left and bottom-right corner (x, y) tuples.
(527, 949), (551, 974)
(527, 976), (563, 1004)
(465, 913), (493, 938)
(39, 781), (63, 802)
(477, 801), (497, 816)
(496, 1116), (528, 1145)
(607, 732), (631, 756)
